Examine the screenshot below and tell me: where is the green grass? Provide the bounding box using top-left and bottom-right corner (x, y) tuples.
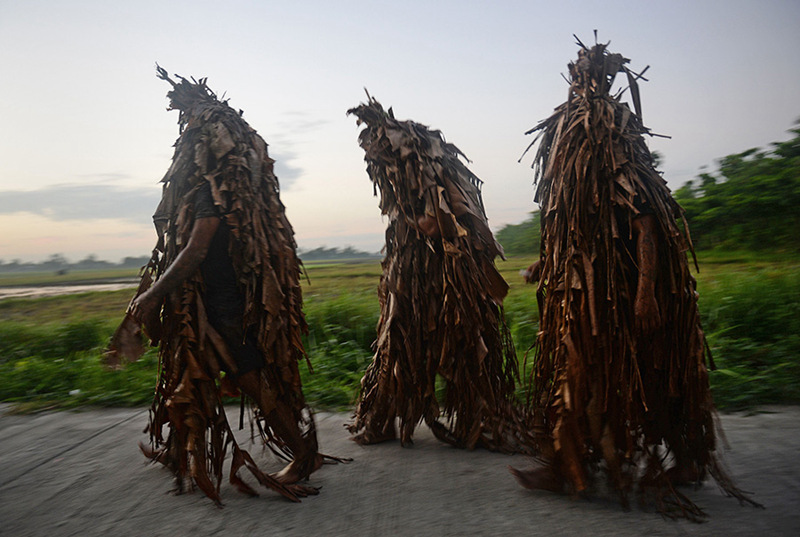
(697, 262), (800, 409)
(0, 290), (133, 327)
(0, 319), (159, 410)
(1, 256), (798, 412)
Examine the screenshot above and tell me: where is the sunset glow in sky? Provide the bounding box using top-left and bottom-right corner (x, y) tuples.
(1, 0), (798, 262)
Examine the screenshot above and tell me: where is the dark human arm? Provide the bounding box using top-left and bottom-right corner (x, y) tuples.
(633, 214), (661, 333)
(130, 216), (220, 340)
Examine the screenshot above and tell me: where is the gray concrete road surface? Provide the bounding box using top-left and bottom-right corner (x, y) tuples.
(0, 404), (797, 536)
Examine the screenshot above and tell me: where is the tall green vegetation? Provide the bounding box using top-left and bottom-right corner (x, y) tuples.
(495, 212), (540, 256)
(0, 319), (159, 409)
(498, 124), (800, 255)
(700, 265), (800, 408)
(673, 123), (800, 252)
(1, 257), (798, 411)
(2, 127), (800, 412)
(300, 292), (379, 409)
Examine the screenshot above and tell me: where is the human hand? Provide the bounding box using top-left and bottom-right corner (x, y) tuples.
(130, 290), (163, 343)
(103, 312), (145, 368)
(634, 290), (661, 334)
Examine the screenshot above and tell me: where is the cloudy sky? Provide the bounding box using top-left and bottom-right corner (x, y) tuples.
(1, 0), (798, 262)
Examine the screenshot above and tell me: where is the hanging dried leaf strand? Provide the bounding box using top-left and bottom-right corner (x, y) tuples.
(514, 41), (762, 519)
(114, 68), (317, 504)
(346, 96), (526, 452)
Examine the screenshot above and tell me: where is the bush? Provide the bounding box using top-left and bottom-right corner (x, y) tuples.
(0, 348), (158, 409)
(0, 320), (104, 363)
(303, 293), (379, 353)
(301, 338), (371, 410)
(1, 259), (799, 412)
(701, 267), (800, 408)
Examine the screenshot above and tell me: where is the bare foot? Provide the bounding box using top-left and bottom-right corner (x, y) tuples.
(138, 441), (168, 465)
(350, 428), (397, 445)
(271, 453), (324, 484)
(284, 483), (320, 498)
(104, 314), (145, 368)
(509, 465), (564, 493)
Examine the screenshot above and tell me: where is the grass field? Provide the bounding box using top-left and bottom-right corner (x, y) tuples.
(0, 254), (798, 412)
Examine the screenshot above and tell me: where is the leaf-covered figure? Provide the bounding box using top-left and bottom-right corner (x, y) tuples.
(346, 96), (524, 452)
(108, 68), (332, 505)
(510, 40), (763, 519)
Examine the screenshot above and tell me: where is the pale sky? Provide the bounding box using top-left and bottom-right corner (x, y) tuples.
(1, 0), (798, 263)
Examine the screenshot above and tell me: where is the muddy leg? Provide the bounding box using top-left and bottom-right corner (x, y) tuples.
(235, 370), (322, 484)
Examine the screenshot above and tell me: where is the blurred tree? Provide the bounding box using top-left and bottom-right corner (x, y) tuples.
(674, 121), (800, 252)
(40, 254), (68, 271)
(495, 211), (540, 255)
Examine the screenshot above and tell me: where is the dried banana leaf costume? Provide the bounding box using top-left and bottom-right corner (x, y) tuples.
(346, 97), (520, 451)
(521, 43), (759, 518)
(135, 71), (316, 504)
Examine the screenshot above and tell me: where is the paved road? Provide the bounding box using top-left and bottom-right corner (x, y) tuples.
(1, 405), (797, 536)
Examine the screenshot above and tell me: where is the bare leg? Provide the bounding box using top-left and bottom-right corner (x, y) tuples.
(235, 370), (322, 484)
(349, 385), (398, 445)
(509, 464), (564, 493)
(266, 400), (323, 484)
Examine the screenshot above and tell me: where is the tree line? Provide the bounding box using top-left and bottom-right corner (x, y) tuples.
(673, 123), (800, 252)
(496, 123), (800, 255)
(298, 246), (380, 261)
